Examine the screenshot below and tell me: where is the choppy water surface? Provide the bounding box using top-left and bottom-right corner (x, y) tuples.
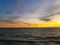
(0, 28), (60, 45)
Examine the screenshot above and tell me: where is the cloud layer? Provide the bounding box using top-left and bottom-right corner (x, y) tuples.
(1, 0), (60, 24)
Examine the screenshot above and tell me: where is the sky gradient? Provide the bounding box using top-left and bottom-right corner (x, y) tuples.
(0, 0), (60, 28)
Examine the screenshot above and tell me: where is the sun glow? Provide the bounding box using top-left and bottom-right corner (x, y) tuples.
(0, 14), (60, 28)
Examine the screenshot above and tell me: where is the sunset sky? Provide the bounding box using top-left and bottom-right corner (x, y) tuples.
(0, 0), (60, 28)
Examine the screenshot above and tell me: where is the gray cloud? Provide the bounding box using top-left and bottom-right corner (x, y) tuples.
(37, 0), (60, 22)
(1, 0), (60, 24)
(0, 17), (32, 25)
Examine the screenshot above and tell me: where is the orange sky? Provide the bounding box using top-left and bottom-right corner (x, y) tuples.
(0, 21), (60, 28)
(0, 14), (60, 28)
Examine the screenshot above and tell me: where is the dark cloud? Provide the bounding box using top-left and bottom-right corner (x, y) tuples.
(38, 4), (60, 22)
(0, 19), (16, 24)
(40, 18), (51, 21)
(0, 16), (31, 25)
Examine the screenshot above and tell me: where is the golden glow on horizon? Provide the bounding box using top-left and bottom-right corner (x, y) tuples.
(0, 14), (60, 28)
(0, 22), (60, 28)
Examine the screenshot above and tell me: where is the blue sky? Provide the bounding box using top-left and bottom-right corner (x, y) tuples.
(0, 0), (60, 24)
(0, 0), (43, 17)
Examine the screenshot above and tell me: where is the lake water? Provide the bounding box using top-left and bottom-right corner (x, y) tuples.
(0, 28), (60, 45)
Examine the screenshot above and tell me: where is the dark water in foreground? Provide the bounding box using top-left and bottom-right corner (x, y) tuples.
(0, 28), (60, 45)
